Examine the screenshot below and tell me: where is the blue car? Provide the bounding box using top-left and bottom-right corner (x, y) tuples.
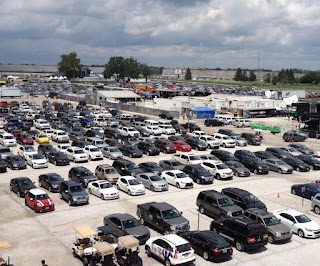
(9, 118), (21, 126)
(291, 183), (320, 200)
(79, 117), (94, 128)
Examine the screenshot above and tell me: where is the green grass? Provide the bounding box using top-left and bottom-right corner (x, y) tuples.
(300, 98), (320, 101)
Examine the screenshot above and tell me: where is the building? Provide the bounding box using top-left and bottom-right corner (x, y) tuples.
(96, 90), (141, 104)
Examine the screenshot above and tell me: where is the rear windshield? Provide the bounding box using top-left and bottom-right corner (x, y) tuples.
(249, 225), (266, 236)
(177, 243), (192, 253)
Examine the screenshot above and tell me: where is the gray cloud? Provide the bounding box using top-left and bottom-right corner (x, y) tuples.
(0, 0), (320, 70)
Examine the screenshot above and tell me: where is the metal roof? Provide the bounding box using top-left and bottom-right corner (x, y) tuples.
(97, 90), (140, 99)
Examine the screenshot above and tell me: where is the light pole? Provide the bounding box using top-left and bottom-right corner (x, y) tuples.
(187, 96), (190, 133)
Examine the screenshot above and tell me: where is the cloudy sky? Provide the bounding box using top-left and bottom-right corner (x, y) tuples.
(1, 0), (320, 70)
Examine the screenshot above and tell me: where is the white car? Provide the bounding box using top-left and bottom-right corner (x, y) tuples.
(87, 180), (119, 200)
(144, 126), (163, 136)
(51, 130), (70, 143)
(159, 125), (176, 135)
(201, 160), (233, 180)
(192, 131), (207, 138)
(0, 118), (5, 129)
(19, 105), (32, 113)
(0, 133), (16, 147)
(145, 234), (196, 266)
(211, 133), (236, 148)
(273, 209), (320, 238)
(34, 119), (50, 130)
(65, 147), (89, 162)
(84, 145), (103, 160)
(199, 135), (220, 149)
(18, 145), (37, 159)
(26, 154), (48, 169)
(55, 143), (71, 153)
(42, 129), (54, 140)
(161, 170), (194, 189)
(116, 176), (145, 196)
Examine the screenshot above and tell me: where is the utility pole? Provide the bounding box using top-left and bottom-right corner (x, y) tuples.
(187, 96), (190, 133)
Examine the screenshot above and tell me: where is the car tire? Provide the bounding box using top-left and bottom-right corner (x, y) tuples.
(88, 188), (92, 194)
(101, 194), (104, 200)
(82, 257), (89, 266)
(298, 229), (304, 238)
(68, 199), (73, 206)
(234, 171), (239, 177)
(199, 205), (205, 214)
(314, 206), (320, 215)
(203, 251), (209, 261)
(278, 168), (282, 174)
(25, 199), (28, 206)
(150, 185), (154, 191)
(129, 153), (132, 158)
(49, 186), (52, 192)
(310, 165), (313, 170)
(296, 167), (300, 172)
(116, 184), (120, 190)
(223, 143), (226, 148)
(147, 151), (150, 156)
(33, 205), (38, 213)
(235, 240), (244, 252)
(291, 188), (296, 195)
(253, 168), (258, 174)
(59, 193), (63, 199)
(164, 228), (171, 235)
(9, 185), (13, 191)
(268, 234), (275, 244)
(216, 174), (221, 180)
(176, 183), (180, 188)
(140, 214), (145, 225)
(39, 181), (42, 187)
(196, 179), (201, 185)
(219, 213), (226, 218)
(146, 245), (152, 257)
(17, 191), (21, 197)
(128, 190), (131, 195)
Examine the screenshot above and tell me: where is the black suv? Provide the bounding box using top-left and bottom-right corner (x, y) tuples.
(137, 142), (160, 156)
(196, 190), (243, 218)
(240, 157), (269, 174)
(183, 164), (214, 184)
(186, 138), (207, 151)
(38, 144), (56, 158)
(210, 217), (268, 252)
(59, 180), (89, 206)
(68, 167), (98, 187)
(112, 159), (144, 176)
(181, 123), (201, 132)
(221, 187), (267, 210)
(204, 119), (224, 127)
(241, 133), (261, 145)
(218, 129), (236, 136)
(266, 147), (292, 159)
(104, 127), (122, 139)
(211, 150), (239, 162)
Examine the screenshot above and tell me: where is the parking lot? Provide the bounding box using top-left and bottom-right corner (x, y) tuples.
(1, 96), (320, 266)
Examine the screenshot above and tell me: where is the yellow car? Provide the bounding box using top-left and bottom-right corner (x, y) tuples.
(35, 134), (49, 143)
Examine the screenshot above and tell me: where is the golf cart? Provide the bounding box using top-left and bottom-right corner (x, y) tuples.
(90, 242), (116, 266)
(72, 225), (97, 266)
(0, 242), (12, 266)
(115, 236), (142, 266)
(95, 226), (119, 248)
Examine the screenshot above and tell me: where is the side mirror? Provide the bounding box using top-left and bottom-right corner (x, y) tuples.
(30, 198), (33, 201)
(180, 211), (183, 215)
(65, 190), (68, 193)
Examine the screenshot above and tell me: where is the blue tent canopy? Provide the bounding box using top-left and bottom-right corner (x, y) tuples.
(191, 106), (215, 119)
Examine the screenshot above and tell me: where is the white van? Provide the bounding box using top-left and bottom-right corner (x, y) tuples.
(145, 119), (160, 127)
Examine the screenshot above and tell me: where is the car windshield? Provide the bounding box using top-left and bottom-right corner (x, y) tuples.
(144, 143), (154, 147)
(18, 179), (33, 187)
(149, 163), (160, 169)
(217, 164), (228, 170)
(222, 136), (231, 140)
(126, 163), (138, 170)
(33, 154), (44, 160)
(11, 157), (23, 162)
(80, 171), (93, 176)
(122, 218), (140, 229)
(264, 216), (280, 226)
(162, 209), (181, 219)
(149, 175), (162, 181)
(178, 142), (188, 145)
(39, 135), (47, 138)
(4, 135), (14, 139)
(171, 161), (182, 166)
(70, 185), (84, 193)
(244, 194), (260, 203)
(105, 168), (117, 174)
(34, 193), (50, 200)
(295, 214), (311, 223)
(176, 243), (192, 253)
(206, 137), (214, 141)
(0, 148), (10, 153)
(233, 162), (244, 168)
(74, 150), (84, 154)
(49, 175), (63, 182)
(96, 141), (104, 145)
(22, 135), (31, 139)
(218, 197), (234, 207)
(196, 167), (209, 173)
(55, 153), (67, 158)
(109, 148), (119, 152)
(89, 148), (100, 152)
(189, 155), (201, 161)
(100, 183), (112, 189)
(210, 235), (229, 245)
(176, 173), (188, 178)
(277, 161), (287, 166)
(128, 179), (141, 185)
(128, 147), (137, 151)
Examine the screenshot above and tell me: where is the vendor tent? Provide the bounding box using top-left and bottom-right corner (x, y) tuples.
(191, 106), (215, 119)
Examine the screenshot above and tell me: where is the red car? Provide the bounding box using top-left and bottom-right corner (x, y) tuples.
(25, 189), (54, 213)
(171, 140), (192, 152)
(0, 101), (9, 107)
(9, 101), (20, 107)
(11, 129), (22, 138)
(16, 133), (34, 145)
(154, 139), (177, 154)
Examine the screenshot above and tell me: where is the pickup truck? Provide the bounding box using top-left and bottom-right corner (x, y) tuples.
(136, 202), (190, 234)
(172, 153), (203, 165)
(118, 126), (140, 137)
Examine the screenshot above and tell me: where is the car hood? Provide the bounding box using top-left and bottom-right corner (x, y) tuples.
(51, 181), (63, 187)
(125, 225), (149, 236)
(220, 205), (243, 213)
(303, 221), (320, 230)
(178, 177), (193, 183)
(101, 187), (118, 194)
(71, 191), (88, 197)
(269, 223), (291, 233)
(33, 159), (47, 163)
(165, 216), (189, 226)
(235, 167), (250, 173)
(110, 152), (123, 156)
(188, 160), (203, 165)
(153, 180), (168, 186)
(20, 184), (36, 191)
(12, 160), (26, 165)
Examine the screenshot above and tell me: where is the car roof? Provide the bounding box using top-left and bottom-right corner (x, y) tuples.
(165, 170), (183, 173)
(29, 188), (47, 195)
(106, 213), (134, 221)
(71, 166), (89, 172)
(222, 187), (250, 195)
(121, 176), (136, 180)
(159, 234), (188, 245)
(200, 190), (227, 199)
(245, 208), (272, 217)
(12, 177), (31, 182)
(97, 164), (113, 169)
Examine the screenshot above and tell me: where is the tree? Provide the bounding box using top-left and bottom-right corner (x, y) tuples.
(264, 73), (271, 83)
(249, 70), (256, 81)
(58, 52), (82, 79)
(185, 68), (192, 80)
(234, 68), (242, 81)
(140, 64), (151, 83)
(124, 57), (140, 80)
(272, 75), (278, 85)
(103, 56), (125, 81)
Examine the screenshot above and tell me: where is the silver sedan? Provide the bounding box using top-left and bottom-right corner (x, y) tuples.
(101, 146), (123, 159)
(262, 159), (293, 174)
(136, 173), (169, 192)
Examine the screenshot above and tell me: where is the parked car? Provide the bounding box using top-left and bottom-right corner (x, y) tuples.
(201, 160), (233, 180)
(185, 138), (207, 151)
(243, 208), (292, 244)
(224, 161), (250, 177)
(312, 193), (320, 214)
(183, 164), (214, 184)
(59, 180), (89, 206)
(241, 133), (262, 145)
(211, 150), (239, 162)
(0, 157), (7, 172)
(116, 176), (145, 196)
(0, 132), (16, 147)
(138, 162), (164, 175)
(136, 173), (168, 192)
(289, 143), (314, 155)
(87, 180), (119, 200)
(68, 166), (98, 188)
(0, 145), (14, 159)
(240, 157), (269, 174)
(234, 150), (259, 161)
(196, 190), (243, 218)
(38, 143), (56, 158)
(230, 136), (247, 147)
(38, 173), (64, 192)
(181, 122), (201, 132)
(161, 170), (194, 189)
(25, 189), (55, 213)
(5, 155), (27, 170)
(112, 159), (144, 176)
(159, 111), (173, 120)
(136, 142), (160, 156)
(283, 131), (306, 142)
(273, 209), (320, 238)
(119, 145), (143, 158)
(180, 230), (232, 261)
(254, 151), (278, 160)
(16, 132), (34, 145)
(101, 146), (123, 159)
(47, 151), (70, 166)
(211, 133), (236, 148)
(218, 129), (236, 136)
(159, 159), (185, 171)
(298, 154), (320, 170)
(262, 158), (293, 174)
(291, 183), (320, 200)
(204, 118), (224, 127)
(35, 134), (50, 144)
(154, 139), (176, 154)
(265, 147), (293, 159)
(10, 177), (36, 197)
(145, 235), (196, 265)
(280, 146), (303, 157)
(282, 157), (311, 172)
(25, 153), (48, 169)
(65, 147), (89, 163)
(83, 145), (104, 160)
(210, 217), (268, 251)
(95, 164), (120, 184)
(171, 140), (192, 152)
(221, 187), (267, 210)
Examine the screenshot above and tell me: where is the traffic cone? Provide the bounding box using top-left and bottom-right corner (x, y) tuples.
(277, 193), (280, 198)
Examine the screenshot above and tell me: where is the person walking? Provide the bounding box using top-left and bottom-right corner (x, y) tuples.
(41, 260), (48, 266)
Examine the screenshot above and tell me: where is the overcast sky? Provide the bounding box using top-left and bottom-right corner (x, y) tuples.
(1, 0), (320, 70)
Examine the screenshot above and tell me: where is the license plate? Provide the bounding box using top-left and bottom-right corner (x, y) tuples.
(183, 252), (190, 257)
(45, 207), (49, 209)
(222, 249), (227, 253)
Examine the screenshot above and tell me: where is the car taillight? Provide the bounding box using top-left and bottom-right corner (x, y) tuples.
(211, 248), (221, 253)
(246, 237), (256, 243)
(263, 234), (268, 240)
(174, 247), (178, 259)
(189, 243), (193, 250)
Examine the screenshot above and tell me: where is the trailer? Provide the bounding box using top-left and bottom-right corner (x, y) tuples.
(0, 89), (21, 98)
